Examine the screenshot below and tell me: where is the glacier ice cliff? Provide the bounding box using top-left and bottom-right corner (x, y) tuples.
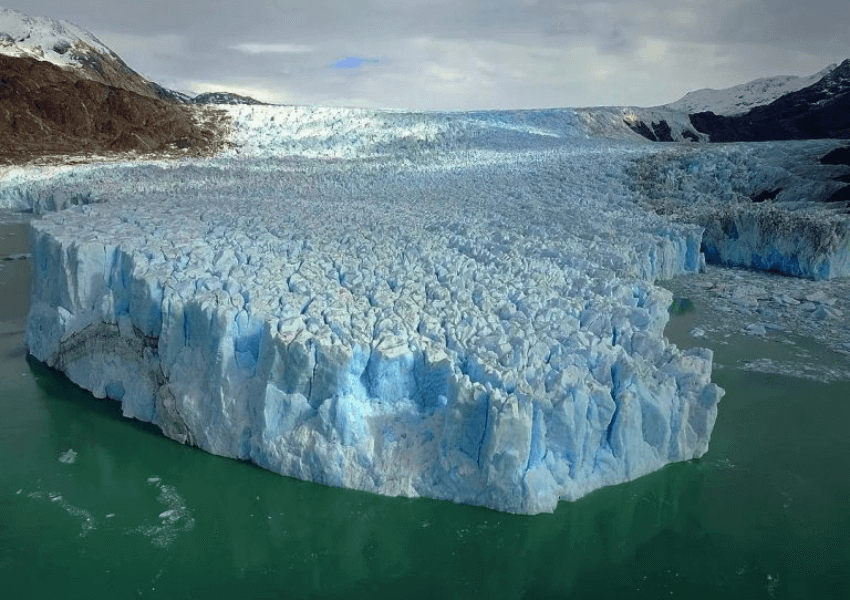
(627, 140), (850, 279)
(20, 108), (724, 514)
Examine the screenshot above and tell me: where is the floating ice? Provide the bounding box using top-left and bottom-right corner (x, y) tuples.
(58, 449), (77, 463)
(20, 106), (725, 514)
(130, 478), (194, 547)
(662, 264), (850, 381)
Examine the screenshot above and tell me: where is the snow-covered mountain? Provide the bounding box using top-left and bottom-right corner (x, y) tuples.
(663, 64), (838, 116)
(689, 59), (850, 142)
(0, 7), (262, 105)
(0, 7), (262, 164)
(615, 61), (850, 143)
(0, 7), (187, 103)
(611, 61), (842, 144)
(0, 7), (115, 69)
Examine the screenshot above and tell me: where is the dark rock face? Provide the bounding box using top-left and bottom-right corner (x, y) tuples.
(55, 41), (193, 105)
(651, 120), (674, 142)
(826, 186), (850, 203)
(820, 146), (850, 166)
(681, 129), (699, 142)
(690, 59), (850, 142)
(152, 84), (195, 104)
(624, 118), (680, 142)
(751, 188), (782, 203)
(625, 119), (657, 141)
(0, 55), (230, 165)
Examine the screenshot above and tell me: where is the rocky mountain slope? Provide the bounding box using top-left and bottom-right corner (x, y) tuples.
(190, 91), (267, 106)
(0, 8), (264, 106)
(0, 8), (244, 165)
(663, 64), (838, 116)
(1, 8), (190, 104)
(689, 59), (850, 142)
(622, 60), (850, 144)
(0, 54), (231, 165)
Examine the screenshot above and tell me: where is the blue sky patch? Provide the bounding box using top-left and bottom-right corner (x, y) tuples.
(331, 56), (378, 69)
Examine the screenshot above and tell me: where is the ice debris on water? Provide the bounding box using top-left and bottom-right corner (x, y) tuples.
(743, 323), (767, 336)
(58, 449), (77, 464)
(663, 263), (850, 381)
(130, 478), (194, 547)
(25, 489), (96, 536)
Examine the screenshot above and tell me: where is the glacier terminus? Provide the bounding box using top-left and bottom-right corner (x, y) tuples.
(9, 106), (733, 514)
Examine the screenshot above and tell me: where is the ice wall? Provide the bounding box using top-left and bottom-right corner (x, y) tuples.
(24, 139), (721, 514)
(698, 206), (850, 279)
(628, 140), (850, 279)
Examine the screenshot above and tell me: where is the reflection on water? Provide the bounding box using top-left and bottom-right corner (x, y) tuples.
(8, 358), (716, 599)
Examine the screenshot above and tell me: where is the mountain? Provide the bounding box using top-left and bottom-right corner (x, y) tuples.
(620, 61), (850, 143)
(0, 53), (232, 164)
(663, 64), (838, 116)
(0, 8), (264, 105)
(190, 91), (267, 106)
(0, 7), (267, 164)
(619, 107), (703, 142)
(689, 59), (850, 142)
(1, 8), (190, 103)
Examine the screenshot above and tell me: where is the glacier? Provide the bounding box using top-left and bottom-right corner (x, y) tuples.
(628, 140), (850, 279)
(11, 105), (731, 514)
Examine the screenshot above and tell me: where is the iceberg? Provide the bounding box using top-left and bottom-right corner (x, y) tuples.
(20, 107), (723, 514)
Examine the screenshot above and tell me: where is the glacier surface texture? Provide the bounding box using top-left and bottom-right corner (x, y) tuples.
(17, 106), (730, 514)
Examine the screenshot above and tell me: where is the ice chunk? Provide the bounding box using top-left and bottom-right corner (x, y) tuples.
(58, 449), (78, 464)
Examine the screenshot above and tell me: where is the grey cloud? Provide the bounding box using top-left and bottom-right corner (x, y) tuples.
(231, 43), (315, 54)
(2, 0), (848, 109)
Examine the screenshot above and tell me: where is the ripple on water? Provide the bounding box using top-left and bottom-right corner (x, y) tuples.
(25, 490), (96, 537)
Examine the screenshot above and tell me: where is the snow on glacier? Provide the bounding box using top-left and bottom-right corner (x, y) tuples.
(19, 106), (725, 514)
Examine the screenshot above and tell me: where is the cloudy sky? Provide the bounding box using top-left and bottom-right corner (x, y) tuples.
(6, 0), (849, 109)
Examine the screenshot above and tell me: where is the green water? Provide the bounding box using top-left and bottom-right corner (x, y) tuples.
(2, 223), (849, 599)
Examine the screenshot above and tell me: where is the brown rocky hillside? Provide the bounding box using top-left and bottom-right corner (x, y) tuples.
(0, 54), (231, 166)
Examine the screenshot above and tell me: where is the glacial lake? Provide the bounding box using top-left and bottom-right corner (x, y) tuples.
(1, 218), (848, 599)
